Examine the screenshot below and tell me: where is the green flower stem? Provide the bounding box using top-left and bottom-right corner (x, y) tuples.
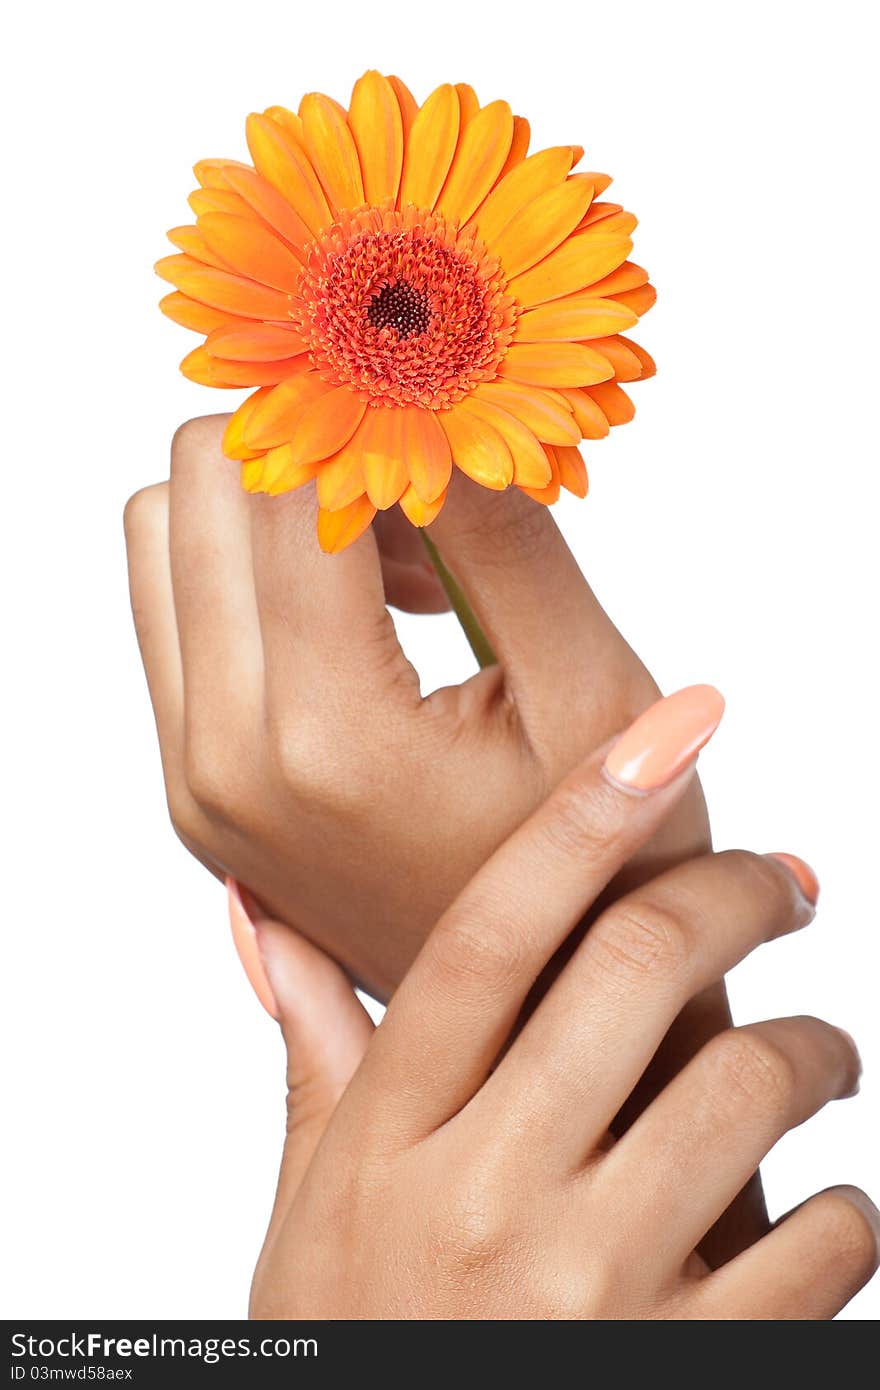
(421, 531), (497, 670)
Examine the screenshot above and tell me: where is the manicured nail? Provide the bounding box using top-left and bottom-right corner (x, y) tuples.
(226, 876), (279, 1020)
(603, 685), (725, 792)
(767, 853), (820, 906)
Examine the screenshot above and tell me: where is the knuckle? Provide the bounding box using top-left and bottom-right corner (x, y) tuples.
(810, 1191), (880, 1280)
(170, 414), (228, 470)
(453, 487), (557, 569)
(183, 737), (233, 820)
(433, 1164), (509, 1280)
(720, 848), (794, 911)
(540, 776), (624, 864)
(123, 482), (168, 539)
(165, 781), (206, 849)
(592, 898), (690, 987)
(285, 1073), (341, 1137)
(706, 1028), (798, 1116)
(267, 714), (371, 813)
(428, 902), (524, 998)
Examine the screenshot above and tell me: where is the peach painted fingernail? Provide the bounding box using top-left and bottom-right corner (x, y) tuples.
(226, 877), (279, 1020)
(767, 853), (820, 906)
(603, 685), (725, 792)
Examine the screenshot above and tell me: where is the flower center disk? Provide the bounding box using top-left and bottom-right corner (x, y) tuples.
(291, 205), (518, 409)
(366, 280), (430, 338)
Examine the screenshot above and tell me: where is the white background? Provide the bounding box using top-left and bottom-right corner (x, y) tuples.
(2, 0), (877, 1320)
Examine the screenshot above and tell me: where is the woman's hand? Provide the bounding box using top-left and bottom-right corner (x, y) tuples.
(233, 691), (877, 1319)
(124, 414), (706, 998)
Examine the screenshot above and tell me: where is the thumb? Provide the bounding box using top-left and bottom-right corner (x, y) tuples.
(226, 877), (373, 1197)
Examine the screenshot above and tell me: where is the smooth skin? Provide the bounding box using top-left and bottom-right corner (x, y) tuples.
(124, 414), (707, 997)
(125, 414), (760, 1264)
(241, 722), (878, 1319)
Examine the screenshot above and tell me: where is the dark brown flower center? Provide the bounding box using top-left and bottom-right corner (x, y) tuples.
(366, 280), (431, 338)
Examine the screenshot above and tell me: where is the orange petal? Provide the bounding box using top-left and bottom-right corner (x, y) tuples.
(188, 187), (254, 219)
(401, 407), (452, 503)
(508, 237), (633, 308)
(222, 165), (313, 255)
(555, 445), (589, 498)
(455, 83), (480, 124)
(300, 92), (365, 211)
(317, 495), (377, 554)
(160, 292), (243, 335)
(264, 105), (303, 142)
(360, 409), (409, 509)
(578, 200), (621, 226)
(472, 381), (580, 445)
(198, 213), (302, 293)
(243, 372), (332, 450)
(437, 99), (513, 225)
(578, 171), (613, 196)
(620, 337), (656, 378)
(193, 158), (249, 189)
(496, 115), (531, 180)
(180, 345), (306, 388)
(492, 175), (596, 279)
(585, 260), (650, 296)
(166, 225), (230, 270)
(518, 445), (561, 504)
(223, 389), (273, 460)
(611, 284), (657, 317)
(205, 323), (306, 361)
(315, 418), (369, 511)
(515, 294), (639, 342)
(585, 382), (635, 425)
(499, 342), (614, 388)
(349, 70), (403, 205)
(439, 400), (514, 490)
(469, 146), (577, 250)
(241, 455), (268, 492)
(557, 388), (610, 439)
(261, 444), (322, 496)
(399, 483), (448, 527)
(155, 254), (293, 319)
(456, 397), (551, 488)
(286, 386), (367, 469)
(399, 83), (460, 211)
(245, 113), (331, 236)
(388, 76), (418, 140)
(584, 335), (644, 381)
(581, 208), (638, 237)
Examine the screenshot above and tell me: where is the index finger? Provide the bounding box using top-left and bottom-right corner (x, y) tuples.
(358, 684), (725, 1139)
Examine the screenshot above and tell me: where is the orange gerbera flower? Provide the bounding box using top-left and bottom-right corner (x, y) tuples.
(156, 72), (656, 553)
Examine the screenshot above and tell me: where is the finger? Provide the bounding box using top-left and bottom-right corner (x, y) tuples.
(695, 1186), (880, 1319)
(428, 474), (653, 736)
(168, 417), (264, 766)
(227, 880), (373, 1221)
(373, 509), (451, 614)
(361, 685), (725, 1139)
(248, 483), (416, 718)
(600, 1016), (862, 1277)
(612, 976), (770, 1267)
(124, 483), (190, 794)
(482, 850), (819, 1168)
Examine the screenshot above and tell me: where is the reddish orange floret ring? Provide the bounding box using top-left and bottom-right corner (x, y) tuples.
(293, 205), (518, 409)
(155, 72), (656, 590)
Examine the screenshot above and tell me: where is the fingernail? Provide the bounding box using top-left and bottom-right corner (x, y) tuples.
(226, 876), (279, 1020)
(836, 1027), (863, 1097)
(603, 685), (725, 792)
(767, 853), (820, 907)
